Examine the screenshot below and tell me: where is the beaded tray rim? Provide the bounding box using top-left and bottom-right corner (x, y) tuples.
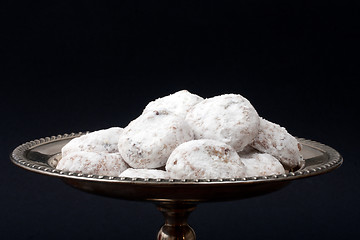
(10, 132), (343, 184)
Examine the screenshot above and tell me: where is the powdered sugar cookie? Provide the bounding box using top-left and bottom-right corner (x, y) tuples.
(118, 109), (195, 169)
(166, 139), (246, 179)
(62, 127), (123, 156)
(250, 117), (303, 169)
(143, 90), (204, 118)
(240, 153), (285, 177)
(185, 94), (259, 151)
(119, 168), (169, 179)
(56, 151), (129, 177)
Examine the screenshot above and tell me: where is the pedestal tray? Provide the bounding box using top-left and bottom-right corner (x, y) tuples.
(11, 132), (343, 240)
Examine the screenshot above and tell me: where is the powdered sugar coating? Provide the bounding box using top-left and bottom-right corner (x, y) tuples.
(185, 94), (260, 152)
(119, 168), (169, 179)
(166, 139), (246, 179)
(56, 151), (129, 176)
(118, 109), (195, 169)
(143, 90), (204, 118)
(250, 117), (303, 169)
(62, 127), (123, 156)
(240, 153), (285, 177)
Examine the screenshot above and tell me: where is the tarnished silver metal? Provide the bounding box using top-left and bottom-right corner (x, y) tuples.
(10, 133), (343, 240)
(157, 203), (196, 240)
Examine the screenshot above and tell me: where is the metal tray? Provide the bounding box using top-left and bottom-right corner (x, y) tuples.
(10, 133), (342, 239)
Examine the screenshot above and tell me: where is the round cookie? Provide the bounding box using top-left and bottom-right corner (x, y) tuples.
(62, 127), (123, 156)
(118, 109), (195, 169)
(185, 94), (260, 151)
(143, 90), (204, 119)
(166, 139), (246, 179)
(240, 153), (285, 177)
(119, 168), (169, 179)
(56, 151), (129, 177)
(250, 117), (303, 169)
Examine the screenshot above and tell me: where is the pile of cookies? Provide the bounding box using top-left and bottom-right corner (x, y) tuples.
(57, 90), (303, 179)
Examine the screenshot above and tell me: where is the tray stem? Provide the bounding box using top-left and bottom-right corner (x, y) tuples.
(157, 202), (197, 240)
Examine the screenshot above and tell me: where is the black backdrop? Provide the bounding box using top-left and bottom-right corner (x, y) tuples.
(1, 1), (359, 239)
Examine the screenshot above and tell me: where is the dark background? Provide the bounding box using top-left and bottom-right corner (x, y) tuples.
(1, 0), (358, 239)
